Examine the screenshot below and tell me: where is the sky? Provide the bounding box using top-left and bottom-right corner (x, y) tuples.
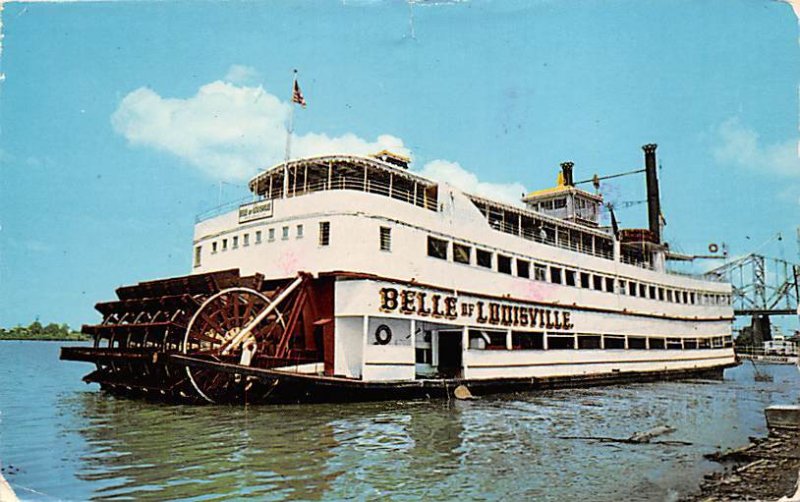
(1, 0), (799, 330)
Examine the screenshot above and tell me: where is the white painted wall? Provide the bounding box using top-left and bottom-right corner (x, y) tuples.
(334, 316), (363, 378)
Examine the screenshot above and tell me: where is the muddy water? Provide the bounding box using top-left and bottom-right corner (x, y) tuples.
(1, 341), (798, 501)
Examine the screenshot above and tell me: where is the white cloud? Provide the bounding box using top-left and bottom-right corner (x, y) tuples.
(416, 159), (527, 206)
(111, 70), (527, 205)
(224, 65), (260, 85)
(712, 117), (800, 178)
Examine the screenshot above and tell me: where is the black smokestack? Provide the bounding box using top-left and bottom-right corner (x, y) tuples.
(560, 161), (574, 186)
(642, 144), (661, 244)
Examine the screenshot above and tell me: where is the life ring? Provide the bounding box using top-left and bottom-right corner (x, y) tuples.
(708, 243), (719, 253)
(375, 324), (392, 345)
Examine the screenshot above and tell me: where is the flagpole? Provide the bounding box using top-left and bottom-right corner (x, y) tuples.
(283, 69), (298, 198)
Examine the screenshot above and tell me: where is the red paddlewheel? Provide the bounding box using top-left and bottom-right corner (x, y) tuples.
(182, 287), (287, 403)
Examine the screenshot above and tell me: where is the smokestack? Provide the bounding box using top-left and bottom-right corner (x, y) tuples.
(642, 144), (661, 244)
(560, 161), (574, 186)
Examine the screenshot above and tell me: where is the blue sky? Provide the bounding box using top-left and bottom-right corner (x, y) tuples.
(1, 0), (799, 329)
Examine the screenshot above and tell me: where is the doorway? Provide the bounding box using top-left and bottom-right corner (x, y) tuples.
(437, 330), (463, 378)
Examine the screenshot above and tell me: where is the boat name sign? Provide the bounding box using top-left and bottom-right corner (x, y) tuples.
(379, 287), (574, 330)
(239, 200), (273, 223)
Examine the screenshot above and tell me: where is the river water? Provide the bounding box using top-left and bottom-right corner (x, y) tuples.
(1, 341), (798, 501)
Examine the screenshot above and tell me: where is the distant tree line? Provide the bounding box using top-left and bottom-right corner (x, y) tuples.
(0, 321), (89, 341)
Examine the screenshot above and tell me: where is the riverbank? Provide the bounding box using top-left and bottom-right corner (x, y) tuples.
(0, 334), (89, 341)
(684, 429), (800, 501)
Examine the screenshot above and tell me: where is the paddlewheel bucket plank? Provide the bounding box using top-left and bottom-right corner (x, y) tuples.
(61, 269), (333, 404)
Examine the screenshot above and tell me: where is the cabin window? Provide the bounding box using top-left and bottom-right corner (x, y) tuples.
(243, 234), (250, 247)
(269, 228), (275, 242)
(628, 281), (637, 296)
(684, 339), (698, 350)
(427, 236), (448, 260)
(547, 334), (574, 350)
(690, 292), (696, 304)
(580, 272), (590, 288)
(282, 226), (289, 240)
(222, 239), (228, 251)
(512, 331), (544, 350)
(454, 243), (471, 264)
(498, 255), (512, 274)
(415, 348), (431, 364)
(319, 222), (330, 246)
(618, 280), (627, 295)
(212, 242), (218, 254)
(297, 224), (304, 239)
(477, 249), (493, 268)
(593, 275), (603, 291)
(517, 259), (530, 278)
(565, 270), (576, 287)
(639, 284), (647, 297)
(649, 337), (666, 350)
(667, 290), (674, 302)
(193, 246), (201, 267)
(534, 264), (548, 281)
(682, 291), (689, 304)
(550, 267), (562, 285)
(605, 277), (615, 293)
(648, 285), (656, 299)
(628, 336), (647, 349)
(232, 236), (239, 249)
(577, 334), (601, 349)
(698, 338), (712, 350)
(380, 227), (391, 251)
(469, 330), (507, 350)
(604, 335), (625, 349)
(553, 198), (567, 209)
(658, 287), (665, 301)
(255, 231), (262, 244)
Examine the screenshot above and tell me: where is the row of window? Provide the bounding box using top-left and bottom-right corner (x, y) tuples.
(194, 221), (333, 267)
(426, 236), (731, 306)
(467, 330), (734, 351)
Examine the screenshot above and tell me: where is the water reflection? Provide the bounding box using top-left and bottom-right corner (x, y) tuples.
(14, 344), (793, 501)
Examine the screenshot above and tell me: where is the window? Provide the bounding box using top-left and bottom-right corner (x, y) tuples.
(577, 334), (601, 349)
(675, 290), (682, 304)
(639, 283), (646, 297)
(415, 348), (431, 364)
(297, 224), (304, 239)
(565, 270), (576, 287)
(212, 242), (218, 254)
(649, 337), (666, 350)
(628, 336), (647, 349)
(380, 227), (391, 251)
(667, 290), (673, 302)
(658, 287), (665, 301)
(319, 222), (330, 246)
(517, 259), (530, 278)
(427, 236), (448, 260)
(512, 331), (544, 350)
(469, 330), (507, 350)
(232, 236), (239, 249)
(243, 234), (250, 247)
(682, 291), (689, 304)
(222, 239), (228, 251)
(628, 281), (637, 296)
(454, 243), (471, 264)
(498, 255), (512, 274)
(550, 267), (562, 284)
(547, 335), (574, 350)
(553, 198), (567, 209)
(690, 292), (696, 305)
(255, 231), (262, 244)
(649, 285), (656, 299)
(618, 280), (627, 295)
(605, 277), (615, 293)
(580, 272), (590, 288)
(194, 246), (201, 267)
(269, 228), (276, 242)
(593, 275), (603, 291)
(477, 249), (493, 268)
(604, 335), (625, 349)
(535, 264), (548, 281)
(282, 226), (289, 240)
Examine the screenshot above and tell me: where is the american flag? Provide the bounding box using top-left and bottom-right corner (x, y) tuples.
(292, 80), (306, 108)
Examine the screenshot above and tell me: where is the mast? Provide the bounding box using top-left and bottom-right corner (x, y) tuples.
(283, 69), (299, 198)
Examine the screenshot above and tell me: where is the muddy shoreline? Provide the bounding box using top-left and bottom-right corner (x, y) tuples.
(683, 429), (800, 501)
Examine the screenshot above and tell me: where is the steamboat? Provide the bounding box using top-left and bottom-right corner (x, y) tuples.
(61, 144), (736, 404)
